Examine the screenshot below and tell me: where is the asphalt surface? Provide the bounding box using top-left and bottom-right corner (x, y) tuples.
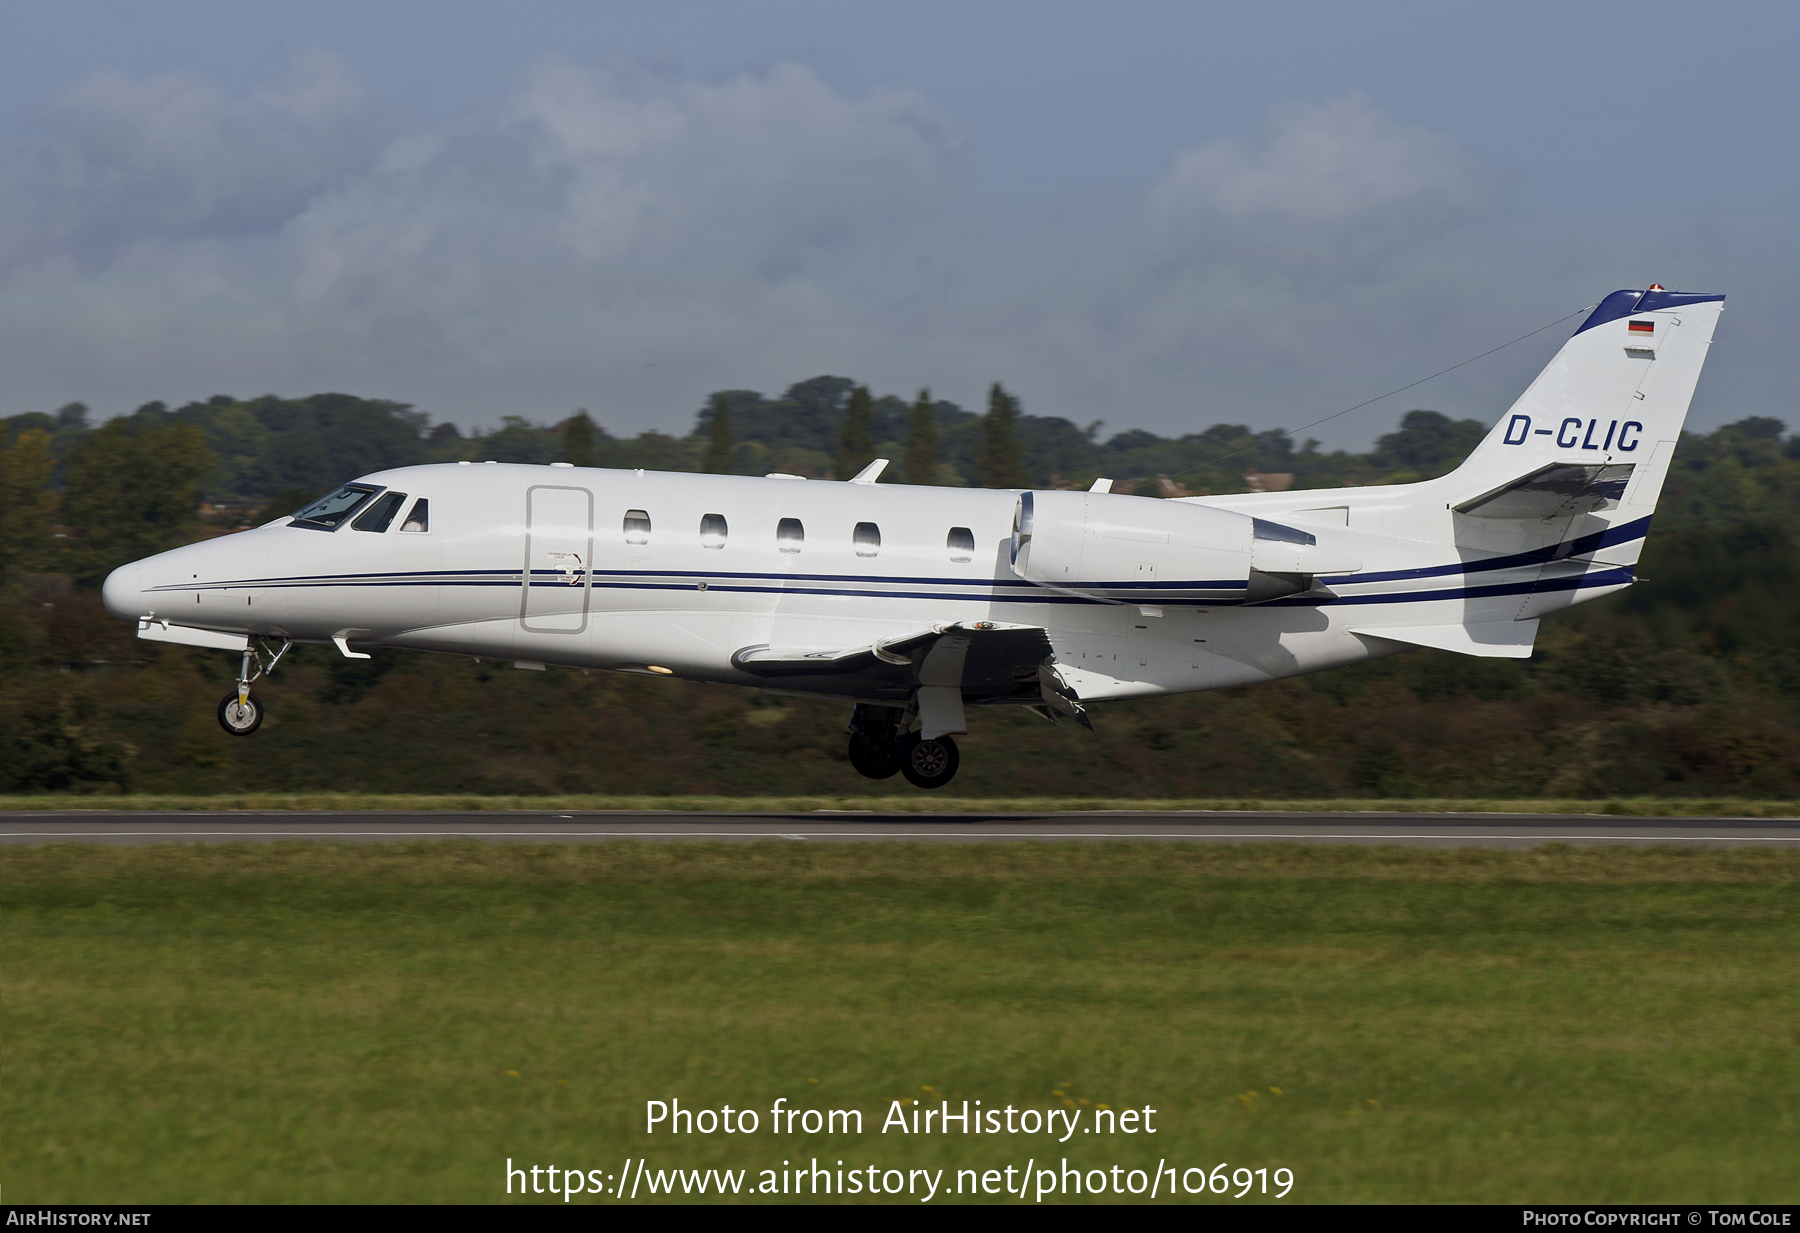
(2, 811), (1798, 848)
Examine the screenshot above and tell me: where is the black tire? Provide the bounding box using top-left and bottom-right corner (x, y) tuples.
(847, 732), (901, 780)
(899, 733), (959, 790)
(217, 691), (264, 736)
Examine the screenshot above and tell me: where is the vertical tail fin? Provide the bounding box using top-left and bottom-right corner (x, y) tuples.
(1448, 289), (1725, 543)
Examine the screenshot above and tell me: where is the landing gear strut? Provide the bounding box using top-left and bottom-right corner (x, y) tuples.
(216, 638), (292, 737)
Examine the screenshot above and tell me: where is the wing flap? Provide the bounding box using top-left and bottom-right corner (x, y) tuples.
(731, 622), (1075, 709)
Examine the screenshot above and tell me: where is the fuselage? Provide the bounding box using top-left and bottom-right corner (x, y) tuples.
(100, 459), (1633, 704)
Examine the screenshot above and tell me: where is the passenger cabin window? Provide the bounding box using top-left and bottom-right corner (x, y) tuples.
(699, 513), (728, 548)
(623, 509), (652, 545)
(777, 518), (804, 553)
(947, 526), (975, 562)
(400, 498), (429, 533)
(352, 492), (406, 533)
(290, 484), (378, 530)
(853, 522), (881, 557)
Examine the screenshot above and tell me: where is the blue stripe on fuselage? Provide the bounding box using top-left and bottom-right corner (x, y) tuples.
(144, 565), (1635, 610)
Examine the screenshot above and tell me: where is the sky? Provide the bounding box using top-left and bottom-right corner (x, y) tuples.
(1, 1), (1794, 447)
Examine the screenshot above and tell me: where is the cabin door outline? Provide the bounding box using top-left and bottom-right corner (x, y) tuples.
(520, 485), (594, 634)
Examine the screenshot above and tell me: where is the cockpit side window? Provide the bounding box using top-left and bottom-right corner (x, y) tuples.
(352, 492), (407, 533)
(400, 498), (429, 533)
(290, 484), (380, 531)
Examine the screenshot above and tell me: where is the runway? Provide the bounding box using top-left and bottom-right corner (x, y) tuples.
(2, 810), (1798, 848)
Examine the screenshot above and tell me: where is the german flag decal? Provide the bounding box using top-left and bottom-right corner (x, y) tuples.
(1628, 319), (1655, 334)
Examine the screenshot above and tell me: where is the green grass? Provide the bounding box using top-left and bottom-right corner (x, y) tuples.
(4, 842), (1798, 1204)
(4, 793), (1800, 815)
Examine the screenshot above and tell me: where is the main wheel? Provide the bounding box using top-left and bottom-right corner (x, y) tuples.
(899, 733), (959, 790)
(217, 691), (264, 736)
(847, 732), (901, 779)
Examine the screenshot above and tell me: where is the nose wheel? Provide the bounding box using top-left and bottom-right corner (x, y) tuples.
(213, 637), (289, 736)
(217, 691), (264, 736)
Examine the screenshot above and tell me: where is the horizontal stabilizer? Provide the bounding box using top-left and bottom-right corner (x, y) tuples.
(137, 618), (249, 652)
(1350, 620), (1539, 659)
(1457, 463), (1635, 520)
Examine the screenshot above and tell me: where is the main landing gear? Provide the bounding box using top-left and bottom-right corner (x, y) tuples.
(845, 703), (960, 790)
(216, 638), (292, 736)
(899, 731), (959, 790)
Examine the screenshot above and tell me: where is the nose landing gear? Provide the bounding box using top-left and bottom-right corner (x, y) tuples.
(216, 638), (292, 736)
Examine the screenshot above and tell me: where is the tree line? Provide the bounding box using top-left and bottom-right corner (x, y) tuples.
(2, 381), (1798, 799)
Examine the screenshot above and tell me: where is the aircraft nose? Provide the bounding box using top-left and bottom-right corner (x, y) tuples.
(102, 562), (145, 619)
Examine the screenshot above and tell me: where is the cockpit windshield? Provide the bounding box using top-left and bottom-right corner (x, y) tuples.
(290, 484), (380, 530)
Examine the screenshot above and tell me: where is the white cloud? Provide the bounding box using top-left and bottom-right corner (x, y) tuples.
(6, 51), (377, 264)
(951, 93), (1502, 435)
(3, 64), (1621, 447)
(0, 54), (966, 428)
(284, 58), (959, 305)
(1147, 91), (1489, 277)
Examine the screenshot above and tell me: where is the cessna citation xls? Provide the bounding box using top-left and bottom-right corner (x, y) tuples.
(103, 288), (1723, 789)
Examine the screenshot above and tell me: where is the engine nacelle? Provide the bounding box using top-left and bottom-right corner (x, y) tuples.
(1009, 491), (1361, 605)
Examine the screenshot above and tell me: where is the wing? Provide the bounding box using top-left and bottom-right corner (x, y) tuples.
(730, 621), (1091, 726)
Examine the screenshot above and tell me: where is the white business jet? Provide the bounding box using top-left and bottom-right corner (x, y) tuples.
(103, 287), (1723, 788)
